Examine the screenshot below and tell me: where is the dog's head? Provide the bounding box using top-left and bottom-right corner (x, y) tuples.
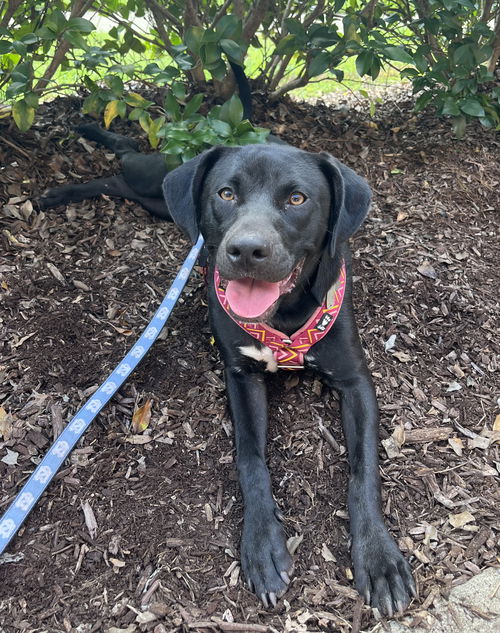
(162, 144), (371, 321)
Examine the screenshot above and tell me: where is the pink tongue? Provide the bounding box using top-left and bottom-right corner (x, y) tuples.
(226, 278), (280, 319)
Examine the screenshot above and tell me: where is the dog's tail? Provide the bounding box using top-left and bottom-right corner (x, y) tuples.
(228, 61), (253, 121)
(77, 122), (140, 158)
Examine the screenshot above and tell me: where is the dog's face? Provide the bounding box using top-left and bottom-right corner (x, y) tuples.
(200, 145), (332, 320)
(163, 144), (372, 319)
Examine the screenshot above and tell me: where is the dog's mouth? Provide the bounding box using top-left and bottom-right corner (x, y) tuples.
(220, 261), (303, 322)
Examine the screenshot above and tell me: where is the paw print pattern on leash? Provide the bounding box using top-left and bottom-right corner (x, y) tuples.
(0, 234), (204, 556)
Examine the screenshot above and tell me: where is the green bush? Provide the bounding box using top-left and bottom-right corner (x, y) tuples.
(0, 0), (498, 138)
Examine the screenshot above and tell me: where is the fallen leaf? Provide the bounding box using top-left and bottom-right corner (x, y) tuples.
(46, 262), (66, 284)
(132, 399), (152, 433)
(109, 557), (126, 568)
(125, 435), (153, 445)
(287, 533), (304, 555)
(447, 381), (462, 392)
(396, 210), (408, 222)
(423, 524), (438, 545)
(385, 334), (396, 351)
(448, 437), (464, 456)
(0, 407), (12, 440)
(493, 414), (500, 432)
(468, 435), (491, 450)
(1, 448), (18, 465)
(392, 350), (412, 363)
(448, 510), (475, 528)
(321, 542), (336, 562)
(135, 612), (157, 624)
(417, 261), (437, 279)
(382, 424), (405, 458)
(81, 500), (98, 539)
(12, 332), (35, 348)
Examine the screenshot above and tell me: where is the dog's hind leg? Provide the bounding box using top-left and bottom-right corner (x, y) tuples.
(77, 122), (140, 158)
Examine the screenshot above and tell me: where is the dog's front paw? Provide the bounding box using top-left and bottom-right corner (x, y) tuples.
(241, 507), (293, 608)
(352, 525), (416, 617)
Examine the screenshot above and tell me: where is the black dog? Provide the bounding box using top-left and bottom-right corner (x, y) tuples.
(162, 144), (416, 614)
(41, 132), (415, 615)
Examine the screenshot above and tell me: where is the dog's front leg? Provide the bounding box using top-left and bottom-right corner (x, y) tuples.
(333, 369), (416, 615)
(225, 367), (293, 607)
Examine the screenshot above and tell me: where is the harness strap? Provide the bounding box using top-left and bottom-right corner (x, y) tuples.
(215, 261), (346, 369)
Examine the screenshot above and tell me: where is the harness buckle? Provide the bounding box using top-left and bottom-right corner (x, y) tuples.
(282, 338), (292, 345)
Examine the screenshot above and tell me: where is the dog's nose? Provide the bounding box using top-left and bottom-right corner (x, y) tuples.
(226, 234), (271, 267)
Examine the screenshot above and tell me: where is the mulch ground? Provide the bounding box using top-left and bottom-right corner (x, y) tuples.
(0, 89), (499, 633)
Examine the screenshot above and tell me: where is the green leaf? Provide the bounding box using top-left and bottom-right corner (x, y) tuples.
(105, 75), (124, 97)
(309, 52), (331, 77)
(184, 26), (204, 55)
(125, 92), (153, 108)
(227, 95), (243, 125)
(165, 91), (181, 121)
(11, 40), (27, 56)
(171, 82), (186, 100)
(200, 42), (221, 66)
(284, 18), (306, 38)
(128, 107), (142, 121)
(208, 60), (227, 81)
(0, 40), (12, 54)
(82, 92), (104, 117)
(24, 91), (39, 108)
(64, 30), (89, 51)
(139, 111), (153, 134)
(201, 29), (221, 44)
(459, 98), (485, 117)
(275, 34), (298, 55)
(174, 53), (195, 71)
(20, 33), (39, 45)
(6, 82), (27, 99)
(66, 17), (95, 33)
(356, 50), (373, 77)
(216, 15), (241, 39)
(220, 39), (245, 64)
(442, 97), (460, 116)
(453, 43), (474, 66)
(414, 91), (434, 112)
(383, 46), (414, 65)
(12, 99), (35, 132)
(148, 116), (165, 149)
(164, 154), (182, 171)
(210, 119), (232, 138)
(183, 93), (204, 119)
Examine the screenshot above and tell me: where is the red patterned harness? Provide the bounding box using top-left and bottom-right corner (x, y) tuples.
(214, 262), (346, 370)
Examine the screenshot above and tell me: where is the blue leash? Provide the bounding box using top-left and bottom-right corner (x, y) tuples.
(0, 234), (205, 556)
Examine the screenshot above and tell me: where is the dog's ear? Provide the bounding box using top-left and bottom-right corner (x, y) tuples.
(162, 147), (226, 243)
(317, 153), (372, 256)
(310, 154), (372, 303)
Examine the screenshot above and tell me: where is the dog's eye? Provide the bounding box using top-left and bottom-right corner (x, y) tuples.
(288, 192), (307, 206)
(219, 188), (235, 201)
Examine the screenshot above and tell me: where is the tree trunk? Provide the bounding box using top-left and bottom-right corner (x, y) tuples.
(34, 0), (94, 94)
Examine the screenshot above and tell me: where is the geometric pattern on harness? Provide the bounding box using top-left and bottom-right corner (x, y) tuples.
(214, 260), (346, 370)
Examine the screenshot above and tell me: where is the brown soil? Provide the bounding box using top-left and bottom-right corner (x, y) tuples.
(0, 91), (499, 633)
